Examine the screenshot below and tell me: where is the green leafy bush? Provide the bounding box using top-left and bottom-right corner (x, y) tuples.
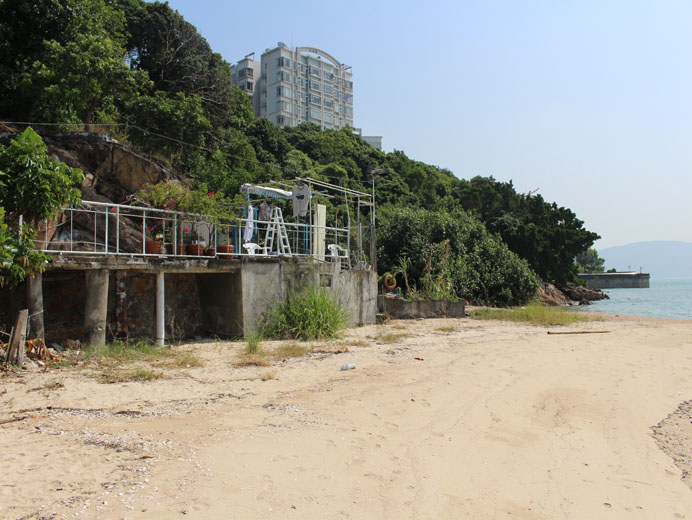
(262, 286), (347, 341)
(377, 206), (539, 306)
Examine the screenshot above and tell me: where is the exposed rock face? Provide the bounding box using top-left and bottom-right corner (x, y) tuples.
(1, 128), (182, 252)
(41, 132), (178, 199)
(0, 128), (179, 203)
(563, 284), (609, 305)
(538, 283), (574, 306)
(538, 282), (609, 306)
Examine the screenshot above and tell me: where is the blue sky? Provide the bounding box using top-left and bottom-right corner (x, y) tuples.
(163, 0), (692, 249)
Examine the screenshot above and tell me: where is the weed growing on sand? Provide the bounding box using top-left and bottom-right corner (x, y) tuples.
(235, 354), (271, 367)
(260, 371), (276, 381)
(274, 342), (310, 359)
(156, 352), (203, 369)
(245, 332), (262, 355)
(262, 286), (347, 341)
(378, 332), (410, 344)
(470, 303), (589, 326)
(84, 339), (164, 363)
(342, 339), (369, 348)
(436, 326), (456, 333)
(29, 379), (64, 392)
(98, 368), (162, 384)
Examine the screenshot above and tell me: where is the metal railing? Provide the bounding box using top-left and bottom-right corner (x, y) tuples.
(35, 201), (352, 266)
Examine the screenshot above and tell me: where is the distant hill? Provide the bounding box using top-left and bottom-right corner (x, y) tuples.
(600, 241), (692, 280)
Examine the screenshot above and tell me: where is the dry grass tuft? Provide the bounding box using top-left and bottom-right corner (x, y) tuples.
(156, 351), (203, 369)
(235, 354), (272, 367)
(273, 343), (310, 359)
(436, 326), (456, 333)
(377, 332), (410, 344)
(98, 368), (162, 384)
(260, 371), (276, 381)
(29, 379), (64, 392)
(339, 339), (369, 348)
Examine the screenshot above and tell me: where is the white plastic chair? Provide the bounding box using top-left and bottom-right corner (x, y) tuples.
(243, 243), (267, 256)
(328, 244), (348, 261)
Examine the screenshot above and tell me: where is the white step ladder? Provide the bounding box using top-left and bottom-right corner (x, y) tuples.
(264, 207), (292, 255)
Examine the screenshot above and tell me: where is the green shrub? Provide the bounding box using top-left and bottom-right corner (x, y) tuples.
(262, 286), (347, 341)
(377, 206), (539, 306)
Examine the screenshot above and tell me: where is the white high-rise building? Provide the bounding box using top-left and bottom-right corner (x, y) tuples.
(232, 43), (354, 130)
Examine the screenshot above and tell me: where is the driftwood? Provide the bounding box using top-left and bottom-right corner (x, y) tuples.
(5, 310), (28, 365)
(547, 330), (611, 335)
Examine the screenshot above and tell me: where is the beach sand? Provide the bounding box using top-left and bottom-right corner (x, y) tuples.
(2, 313), (692, 519)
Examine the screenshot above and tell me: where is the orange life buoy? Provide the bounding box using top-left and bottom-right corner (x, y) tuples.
(384, 274), (397, 290)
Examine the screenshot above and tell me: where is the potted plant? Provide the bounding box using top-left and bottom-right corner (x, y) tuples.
(145, 221), (164, 254)
(136, 181), (242, 257)
(217, 229), (234, 257)
(185, 227), (204, 256)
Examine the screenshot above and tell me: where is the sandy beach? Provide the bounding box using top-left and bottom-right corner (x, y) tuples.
(2, 313), (692, 519)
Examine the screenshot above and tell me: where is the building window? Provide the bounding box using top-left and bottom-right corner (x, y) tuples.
(311, 80), (321, 90)
(310, 67), (321, 77)
(324, 99), (333, 109)
(324, 85), (334, 96)
(310, 108), (322, 120)
(238, 69), (246, 78)
(311, 94), (321, 105)
(324, 112), (334, 123)
(246, 82), (253, 91)
(277, 57), (291, 68)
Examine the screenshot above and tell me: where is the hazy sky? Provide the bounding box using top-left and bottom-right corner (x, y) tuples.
(163, 0), (692, 249)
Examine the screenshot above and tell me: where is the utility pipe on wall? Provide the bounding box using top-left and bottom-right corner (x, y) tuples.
(156, 271), (165, 347)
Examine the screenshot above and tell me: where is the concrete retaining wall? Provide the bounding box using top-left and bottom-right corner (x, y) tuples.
(377, 296), (466, 319)
(1, 257), (377, 343)
(577, 272), (650, 289)
(240, 259), (377, 335)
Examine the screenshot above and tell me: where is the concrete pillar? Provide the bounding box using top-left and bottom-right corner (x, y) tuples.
(114, 271), (128, 339)
(155, 271), (165, 347)
(26, 274), (45, 340)
(83, 269), (109, 346)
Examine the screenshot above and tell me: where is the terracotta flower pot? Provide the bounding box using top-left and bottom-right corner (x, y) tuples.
(205, 248), (216, 257)
(175, 241), (185, 255)
(145, 240), (163, 254)
(217, 244), (234, 258)
(187, 243), (204, 256)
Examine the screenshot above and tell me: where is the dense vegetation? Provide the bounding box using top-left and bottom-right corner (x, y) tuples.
(0, 0), (600, 303)
(0, 128), (84, 286)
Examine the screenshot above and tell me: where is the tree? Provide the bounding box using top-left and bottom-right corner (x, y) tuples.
(377, 206), (539, 306)
(119, 0), (253, 131)
(576, 248), (606, 273)
(0, 0), (81, 119)
(126, 91), (211, 163)
(0, 128), (84, 286)
(29, 0), (147, 129)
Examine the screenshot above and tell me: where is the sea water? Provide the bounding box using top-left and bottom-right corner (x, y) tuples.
(576, 279), (692, 320)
